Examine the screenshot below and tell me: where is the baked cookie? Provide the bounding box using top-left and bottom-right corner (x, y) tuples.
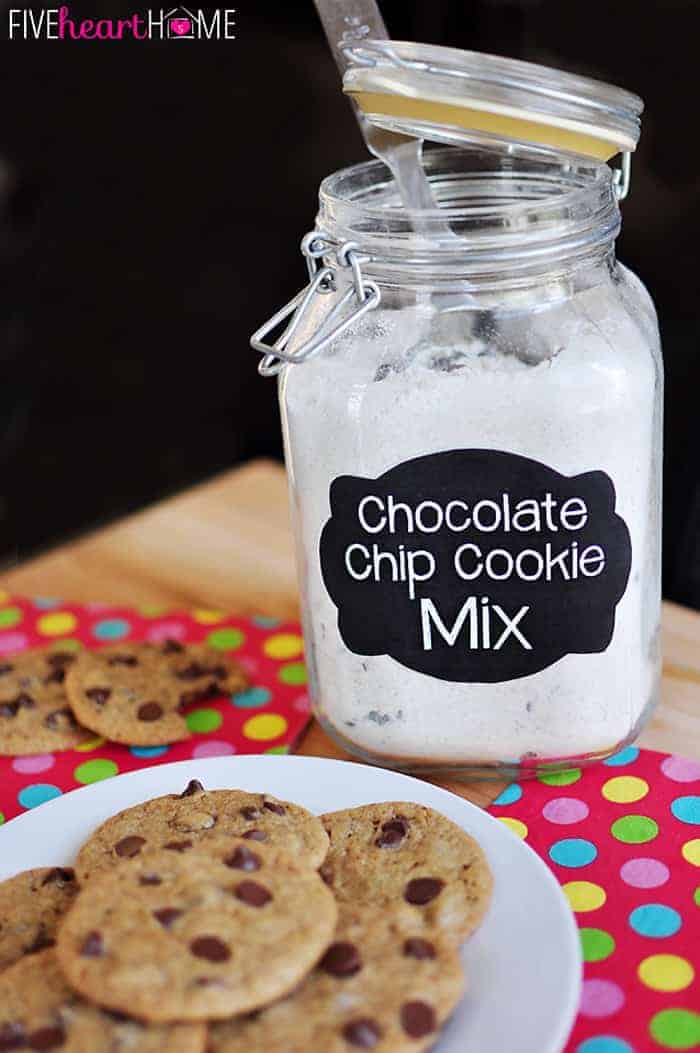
(0, 866), (78, 971)
(75, 780), (329, 880)
(207, 908), (465, 1052)
(56, 840), (338, 1023)
(0, 649), (92, 755)
(320, 802), (493, 944)
(0, 948), (206, 1052)
(65, 640), (248, 746)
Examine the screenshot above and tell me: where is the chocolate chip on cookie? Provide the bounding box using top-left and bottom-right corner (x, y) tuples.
(0, 867), (79, 973)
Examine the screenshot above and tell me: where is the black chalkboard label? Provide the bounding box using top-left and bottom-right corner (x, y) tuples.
(319, 450), (632, 683)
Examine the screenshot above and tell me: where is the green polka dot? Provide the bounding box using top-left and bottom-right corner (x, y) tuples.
(649, 1009), (700, 1049)
(611, 814), (659, 844)
(50, 638), (82, 653)
(579, 927), (615, 962)
(74, 759), (119, 785)
(537, 768), (582, 786)
(186, 708), (223, 733)
(693, 887), (700, 908)
(266, 745), (290, 754)
(278, 662), (307, 686)
(0, 607), (22, 628)
(0, 812), (5, 825)
(207, 628), (245, 651)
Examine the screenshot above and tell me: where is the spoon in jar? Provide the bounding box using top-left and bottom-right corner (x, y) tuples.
(312, 0), (439, 215)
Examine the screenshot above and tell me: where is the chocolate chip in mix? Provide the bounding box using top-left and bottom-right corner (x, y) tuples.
(64, 641), (248, 747)
(320, 802), (493, 944)
(0, 650), (92, 755)
(56, 841), (337, 1023)
(0, 948), (206, 1052)
(0, 867), (79, 973)
(206, 908), (465, 1053)
(75, 783), (329, 881)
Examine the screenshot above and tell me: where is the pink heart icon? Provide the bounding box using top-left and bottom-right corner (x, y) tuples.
(170, 17), (191, 35)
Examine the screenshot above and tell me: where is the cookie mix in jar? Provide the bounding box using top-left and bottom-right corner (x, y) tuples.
(252, 45), (662, 778)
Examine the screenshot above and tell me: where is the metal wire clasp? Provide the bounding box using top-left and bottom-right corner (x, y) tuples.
(250, 232), (381, 377)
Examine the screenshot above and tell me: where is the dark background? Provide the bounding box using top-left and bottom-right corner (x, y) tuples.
(0, 1), (698, 604)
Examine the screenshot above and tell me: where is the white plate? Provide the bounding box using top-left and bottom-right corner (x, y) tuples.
(0, 755), (581, 1052)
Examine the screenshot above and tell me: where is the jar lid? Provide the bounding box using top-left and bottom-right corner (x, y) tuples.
(343, 41), (642, 163)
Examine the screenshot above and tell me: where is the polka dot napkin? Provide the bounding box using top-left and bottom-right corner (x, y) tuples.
(0, 594), (312, 820)
(489, 747), (700, 1053)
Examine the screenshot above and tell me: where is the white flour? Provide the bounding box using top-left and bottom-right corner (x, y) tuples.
(281, 264), (662, 768)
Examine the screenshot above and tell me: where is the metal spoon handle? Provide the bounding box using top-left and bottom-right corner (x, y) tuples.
(312, 0), (389, 80)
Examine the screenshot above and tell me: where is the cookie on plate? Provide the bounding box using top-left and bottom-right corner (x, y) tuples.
(56, 839), (338, 1023)
(64, 640), (247, 746)
(0, 649), (92, 755)
(75, 780), (329, 881)
(207, 908), (465, 1053)
(320, 802), (493, 944)
(0, 866), (78, 971)
(0, 948), (206, 1052)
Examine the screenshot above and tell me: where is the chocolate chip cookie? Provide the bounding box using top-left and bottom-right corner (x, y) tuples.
(0, 867), (78, 972)
(0, 650), (92, 755)
(320, 802), (493, 944)
(65, 641), (247, 746)
(207, 908), (465, 1052)
(74, 781), (329, 881)
(0, 948), (206, 1052)
(56, 840), (338, 1023)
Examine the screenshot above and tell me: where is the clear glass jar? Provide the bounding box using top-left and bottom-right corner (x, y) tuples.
(274, 145), (662, 778)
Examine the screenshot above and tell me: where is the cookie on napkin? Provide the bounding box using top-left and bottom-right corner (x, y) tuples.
(65, 640), (247, 746)
(0, 649), (92, 755)
(75, 780), (329, 881)
(56, 839), (338, 1022)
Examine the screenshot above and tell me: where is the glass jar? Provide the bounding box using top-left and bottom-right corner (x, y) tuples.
(262, 144), (662, 779)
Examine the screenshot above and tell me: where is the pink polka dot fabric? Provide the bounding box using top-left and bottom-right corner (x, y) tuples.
(489, 746), (700, 1052)
(0, 595), (312, 821)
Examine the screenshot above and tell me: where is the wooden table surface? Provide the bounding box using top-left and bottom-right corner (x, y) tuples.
(3, 459), (699, 808)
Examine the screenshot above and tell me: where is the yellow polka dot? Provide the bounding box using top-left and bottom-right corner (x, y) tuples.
(498, 817), (528, 839)
(243, 713), (288, 741)
(601, 775), (649, 804)
(0, 591), (9, 604)
(682, 838), (700, 866)
(562, 881), (607, 912)
(138, 604), (169, 618)
(74, 736), (106, 752)
(638, 954), (695, 993)
(37, 612), (77, 636)
(263, 633), (304, 660)
(192, 609), (225, 625)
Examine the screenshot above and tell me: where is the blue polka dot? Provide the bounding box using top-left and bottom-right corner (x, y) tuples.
(18, 784), (62, 809)
(32, 596), (61, 609)
(548, 838), (598, 868)
(576, 1038), (633, 1053)
(130, 746), (169, 758)
(629, 903), (682, 938)
(492, 783), (523, 806)
(603, 746), (640, 767)
(93, 618), (131, 641)
(671, 795), (700, 825)
(253, 616), (281, 628)
(232, 686), (272, 709)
